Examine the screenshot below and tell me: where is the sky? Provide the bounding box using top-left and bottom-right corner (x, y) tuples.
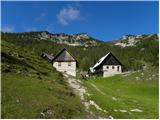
(1, 1), (159, 41)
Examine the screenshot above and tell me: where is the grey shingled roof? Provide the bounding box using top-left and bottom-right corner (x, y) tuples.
(41, 52), (54, 61)
(52, 48), (76, 62)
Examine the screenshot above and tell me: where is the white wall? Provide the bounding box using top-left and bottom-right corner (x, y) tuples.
(103, 65), (122, 77)
(53, 61), (76, 76)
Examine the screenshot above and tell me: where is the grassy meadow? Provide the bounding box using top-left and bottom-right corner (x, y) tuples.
(82, 68), (159, 119)
(1, 32), (159, 119)
(1, 40), (86, 118)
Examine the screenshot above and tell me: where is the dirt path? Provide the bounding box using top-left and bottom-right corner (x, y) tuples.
(63, 74), (110, 119)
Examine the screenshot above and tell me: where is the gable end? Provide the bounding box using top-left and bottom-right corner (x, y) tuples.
(103, 53), (122, 65)
(52, 48), (77, 62)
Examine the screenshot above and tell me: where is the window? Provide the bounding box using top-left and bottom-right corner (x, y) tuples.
(58, 62), (61, 66)
(112, 66), (114, 69)
(106, 66), (109, 69)
(117, 66), (119, 71)
(68, 62), (71, 66)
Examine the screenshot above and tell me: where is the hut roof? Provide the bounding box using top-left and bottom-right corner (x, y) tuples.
(41, 52), (54, 61)
(89, 52), (122, 73)
(52, 48), (77, 62)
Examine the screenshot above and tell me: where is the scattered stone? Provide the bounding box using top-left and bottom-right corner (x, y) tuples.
(136, 77), (140, 80)
(86, 93), (91, 96)
(84, 102), (90, 110)
(132, 100), (138, 103)
(152, 74), (155, 77)
(6, 64), (10, 68)
(17, 70), (21, 74)
(86, 74), (89, 77)
(112, 97), (117, 101)
(130, 109), (143, 112)
(114, 109), (118, 112)
(140, 48), (145, 51)
(103, 110), (107, 113)
(16, 99), (20, 103)
(40, 112), (45, 117)
(64, 73), (108, 118)
(119, 110), (127, 112)
(89, 100), (102, 111)
(77, 79), (82, 83)
(109, 115), (114, 119)
(114, 109), (127, 112)
(46, 110), (53, 115)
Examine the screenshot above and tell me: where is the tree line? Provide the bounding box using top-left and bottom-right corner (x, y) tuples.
(1, 32), (159, 72)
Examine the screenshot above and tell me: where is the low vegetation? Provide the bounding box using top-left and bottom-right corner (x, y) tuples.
(1, 32), (159, 118)
(1, 40), (86, 118)
(82, 66), (159, 119)
(1, 32), (159, 71)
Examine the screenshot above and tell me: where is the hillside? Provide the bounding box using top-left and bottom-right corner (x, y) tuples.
(1, 32), (159, 119)
(1, 40), (86, 118)
(1, 31), (101, 47)
(115, 34), (158, 47)
(82, 65), (159, 118)
(1, 32), (159, 72)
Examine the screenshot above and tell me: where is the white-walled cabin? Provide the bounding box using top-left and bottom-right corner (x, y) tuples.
(89, 52), (122, 77)
(52, 48), (77, 76)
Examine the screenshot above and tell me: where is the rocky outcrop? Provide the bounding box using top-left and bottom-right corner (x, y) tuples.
(115, 34), (158, 47)
(25, 31), (101, 46)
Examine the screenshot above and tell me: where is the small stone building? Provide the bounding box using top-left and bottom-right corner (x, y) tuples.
(88, 52), (122, 77)
(41, 52), (54, 62)
(52, 48), (77, 76)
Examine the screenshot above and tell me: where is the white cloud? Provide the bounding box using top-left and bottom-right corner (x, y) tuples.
(1, 25), (14, 32)
(57, 6), (81, 26)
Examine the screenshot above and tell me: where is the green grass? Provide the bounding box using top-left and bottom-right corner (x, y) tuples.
(1, 37), (159, 119)
(82, 70), (159, 119)
(1, 40), (86, 118)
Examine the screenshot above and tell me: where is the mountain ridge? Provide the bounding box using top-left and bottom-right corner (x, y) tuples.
(2, 31), (102, 47)
(115, 34), (158, 47)
(1, 31), (158, 47)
